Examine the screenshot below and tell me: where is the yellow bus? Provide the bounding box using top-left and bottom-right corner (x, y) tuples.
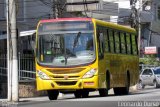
(35, 18), (139, 100)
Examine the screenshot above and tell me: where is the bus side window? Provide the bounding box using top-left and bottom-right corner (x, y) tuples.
(98, 33), (104, 59)
(97, 26), (104, 59)
(132, 34), (138, 55)
(118, 32), (122, 53)
(130, 34), (133, 54)
(120, 32), (126, 54)
(104, 29), (110, 52)
(109, 29), (114, 53)
(124, 33), (127, 54)
(126, 33), (131, 54)
(114, 31), (120, 53)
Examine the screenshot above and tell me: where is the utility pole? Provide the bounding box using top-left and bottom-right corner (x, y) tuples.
(6, 0), (11, 101)
(9, 0), (19, 101)
(51, 0), (58, 18)
(130, 0), (137, 28)
(130, 0), (142, 55)
(138, 0), (142, 56)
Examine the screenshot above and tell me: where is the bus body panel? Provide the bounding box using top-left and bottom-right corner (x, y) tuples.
(36, 60), (99, 91)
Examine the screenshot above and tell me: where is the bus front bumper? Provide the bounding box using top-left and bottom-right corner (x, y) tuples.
(36, 75), (98, 91)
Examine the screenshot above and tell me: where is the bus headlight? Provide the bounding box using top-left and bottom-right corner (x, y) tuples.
(37, 70), (50, 80)
(82, 68), (97, 79)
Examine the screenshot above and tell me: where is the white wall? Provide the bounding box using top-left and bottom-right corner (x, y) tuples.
(103, 0), (141, 9)
(103, 0), (130, 9)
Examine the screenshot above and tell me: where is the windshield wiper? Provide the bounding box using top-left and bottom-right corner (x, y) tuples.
(73, 32), (81, 51)
(63, 49), (76, 65)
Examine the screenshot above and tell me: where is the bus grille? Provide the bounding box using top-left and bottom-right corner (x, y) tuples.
(56, 81), (77, 86)
(47, 68), (85, 74)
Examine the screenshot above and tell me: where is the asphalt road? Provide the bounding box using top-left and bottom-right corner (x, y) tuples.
(2, 86), (160, 107)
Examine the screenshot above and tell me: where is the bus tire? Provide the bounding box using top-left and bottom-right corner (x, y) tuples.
(99, 89), (108, 97)
(82, 90), (89, 98)
(123, 72), (130, 95)
(74, 90), (82, 98)
(47, 90), (59, 100)
(106, 71), (110, 90)
(99, 71), (110, 97)
(114, 88), (122, 95)
(114, 72), (130, 95)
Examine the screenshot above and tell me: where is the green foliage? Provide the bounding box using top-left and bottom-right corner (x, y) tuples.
(71, 12), (85, 17)
(140, 55), (160, 66)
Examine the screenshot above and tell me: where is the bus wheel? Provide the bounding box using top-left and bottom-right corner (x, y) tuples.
(99, 89), (108, 97)
(123, 73), (130, 95)
(114, 74), (130, 95)
(82, 90), (89, 98)
(74, 90), (82, 98)
(113, 88), (123, 95)
(47, 90), (59, 100)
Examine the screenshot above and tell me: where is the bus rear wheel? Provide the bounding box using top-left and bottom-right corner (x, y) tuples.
(47, 90), (59, 100)
(114, 88), (123, 95)
(114, 87), (130, 95)
(114, 74), (130, 95)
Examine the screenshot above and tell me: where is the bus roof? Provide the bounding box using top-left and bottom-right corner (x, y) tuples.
(93, 18), (136, 34)
(40, 18), (92, 23)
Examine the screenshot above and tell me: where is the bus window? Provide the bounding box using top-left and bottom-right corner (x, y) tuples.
(120, 32), (126, 54)
(114, 31), (120, 53)
(109, 29), (114, 53)
(132, 34), (138, 55)
(104, 29), (110, 52)
(124, 33), (127, 54)
(130, 34), (133, 54)
(97, 26), (104, 59)
(126, 33), (131, 54)
(118, 32), (122, 53)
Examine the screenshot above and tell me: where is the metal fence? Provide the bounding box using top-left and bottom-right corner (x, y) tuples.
(0, 54), (7, 82)
(18, 53), (36, 82)
(0, 53), (36, 82)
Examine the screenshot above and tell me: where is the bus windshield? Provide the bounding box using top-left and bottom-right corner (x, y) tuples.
(37, 31), (95, 67)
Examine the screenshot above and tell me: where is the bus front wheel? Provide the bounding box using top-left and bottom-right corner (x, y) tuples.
(99, 89), (108, 97)
(47, 90), (59, 100)
(74, 90), (81, 98)
(82, 90), (89, 98)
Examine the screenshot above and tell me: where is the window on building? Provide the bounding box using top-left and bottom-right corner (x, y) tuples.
(158, 6), (160, 20)
(0, 0), (5, 19)
(0, 0), (24, 21)
(17, 0), (24, 21)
